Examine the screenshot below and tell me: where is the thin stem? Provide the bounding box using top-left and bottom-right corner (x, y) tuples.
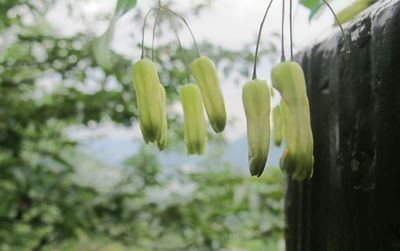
(281, 0), (286, 62)
(166, 14), (191, 83)
(151, 10), (162, 61)
(251, 0), (275, 80)
(289, 0), (293, 60)
(322, 0), (351, 54)
(141, 8), (159, 59)
(165, 8), (200, 57)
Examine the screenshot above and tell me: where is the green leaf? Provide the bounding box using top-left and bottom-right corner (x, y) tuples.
(308, 2), (325, 20)
(300, 0), (325, 21)
(335, 0), (375, 25)
(114, 0), (137, 18)
(305, 0), (376, 21)
(300, 0), (321, 9)
(92, 18), (116, 70)
(92, 0), (137, 70)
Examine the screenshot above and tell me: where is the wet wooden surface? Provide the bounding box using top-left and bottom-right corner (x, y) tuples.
(285, 1), (400, 250)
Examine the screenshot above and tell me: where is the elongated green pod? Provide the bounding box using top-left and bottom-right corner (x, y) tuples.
(190, 56), (227, 133)
(242, 80), (271, 177)
(272, 105), (283, 147)
(157, 84), (168, 150)
(132, 58), (165, 144)
(271, 61), (314, 181)
(179, 84), (207, 155)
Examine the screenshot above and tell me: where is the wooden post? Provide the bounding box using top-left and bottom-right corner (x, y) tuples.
(285, 1), (400, 250)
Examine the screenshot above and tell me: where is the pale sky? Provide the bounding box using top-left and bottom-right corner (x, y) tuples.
(53, 0), (355, 141)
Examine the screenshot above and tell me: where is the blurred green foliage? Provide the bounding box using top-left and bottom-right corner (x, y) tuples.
(335, 0), (375, 25)
(300, 0), (376, 21)
(0, 0), (282, 250)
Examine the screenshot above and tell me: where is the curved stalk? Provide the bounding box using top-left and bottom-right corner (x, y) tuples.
(140, 4), (193, 83)
(251, 0), (275, 80)
(322, 0), (351, 54)
(281, 0), (286, 62)
(165, 8), (200, 57)
(166, 13), (191, 84)
(151, 10), (162, 61)
(289, 0), (294, 60)
(141, 8), (159, 58)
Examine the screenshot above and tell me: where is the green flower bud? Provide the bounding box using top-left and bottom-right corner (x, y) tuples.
(272, 105), (283, 147)
(132, 58), (165, 145)
(190, 56), (227, 133)
(179, 84), (207, 155)
(242, 79), (271, 177)
(271, 61), (314, 181)
(157, 84), (168, 150)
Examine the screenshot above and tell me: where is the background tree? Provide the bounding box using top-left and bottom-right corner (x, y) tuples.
(0, 0), (282, 250)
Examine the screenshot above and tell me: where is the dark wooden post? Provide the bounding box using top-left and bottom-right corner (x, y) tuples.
(285, 1), (400, 250)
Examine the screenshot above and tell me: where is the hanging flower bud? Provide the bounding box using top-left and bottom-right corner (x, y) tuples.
(242, 79), (271, 177)
(271, 61), (314, 181)
(190, 56), (227, 133)
(272, 105), (283, 147)
(179, 84), (207, 155)
(157, 84), (168, 150)
(132, 58), (165, 144)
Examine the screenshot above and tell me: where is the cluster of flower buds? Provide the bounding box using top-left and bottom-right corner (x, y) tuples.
(132, 6), (227, 155)
(132, 3), (318, 180)
(240, 0), (318, 181)
(242, 62), (314, 181)
(271, 62), (314, 181)
(132, 55), (226, 155)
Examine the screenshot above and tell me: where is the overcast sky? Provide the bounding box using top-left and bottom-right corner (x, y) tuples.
(56, 0), (355, 141)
